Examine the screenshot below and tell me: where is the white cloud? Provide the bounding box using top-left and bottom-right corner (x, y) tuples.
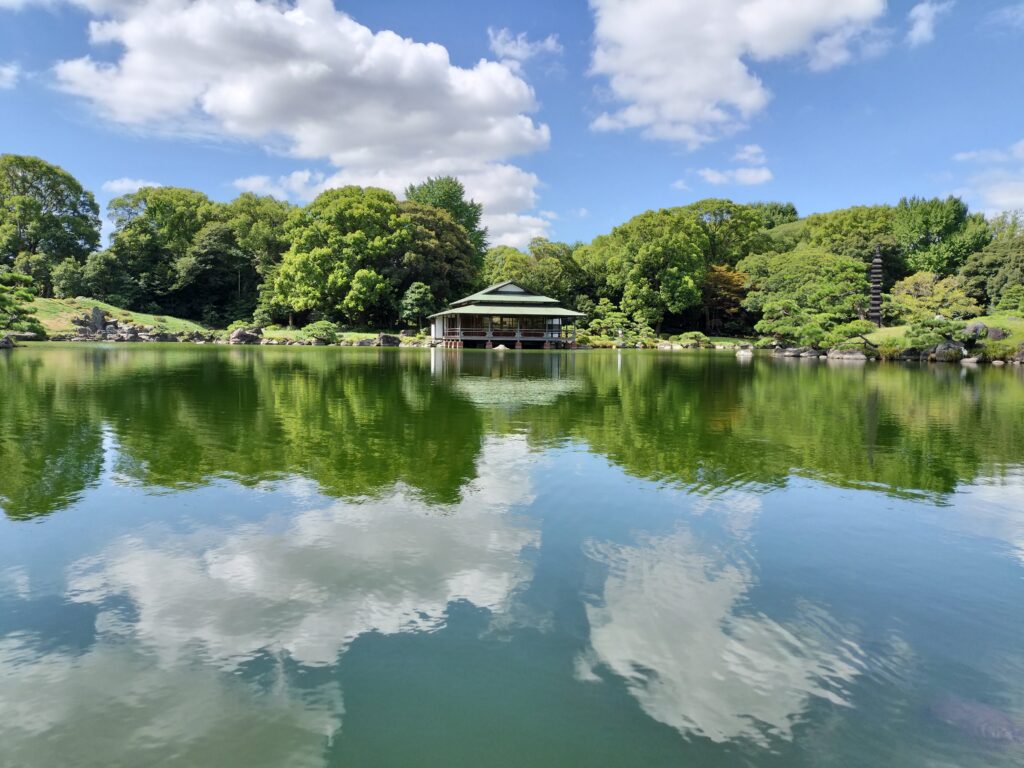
(574, 207), (590, 218)
(984, 3), (1024, 30)
(38, 0), (551, 247)
(576, 491), (867, 745)
(588, 0), (888, 149)
(951, 138), (1024, 214)
(487, 27), (562, 67)
(670, 179), (689, 191)
(733, 143), (767, 164)
(906, 1), (954, 47)
(0, 62), (18, 89)
(101, 176), (161, 194)
(698, 166), (774, 186)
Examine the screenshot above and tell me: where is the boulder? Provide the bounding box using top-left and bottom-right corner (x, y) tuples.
(960, 357), (979, 365)
(355, 338), (374, 347)
(399, 329), (415, 337)
(992, 360), (1006, 367)
(0, 335), (16, 349)
(988, 327), (1008, 341)
(493, 344), (509, 351)
(931, 341), (967, 363)
(828, 348), (867, 361)
(735, 348), (754, 358)
(800, 349), (820, 358)
(229, 327), (262, 345)
(373, 333), (401, 347)
(781, 347), (809, 357)
(963, 322), (988, 341)
(5, 331), (40, 342)
(657, 343), (673, 350)
(89, 306), (107, 333)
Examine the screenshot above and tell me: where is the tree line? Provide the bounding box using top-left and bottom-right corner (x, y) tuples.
(2, 152), (1023, 344)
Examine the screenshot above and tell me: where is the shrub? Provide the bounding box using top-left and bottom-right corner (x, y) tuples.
(877, 337), (907, 361)
(979, 340), (1016, 362)
(227, 319), (255, 332)
(303, 320), (339, 344)
(677, 331), (711, 346)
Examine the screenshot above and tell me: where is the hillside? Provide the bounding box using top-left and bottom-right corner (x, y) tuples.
(866, 313), (1024, 345)
(31, 297), (208, 336)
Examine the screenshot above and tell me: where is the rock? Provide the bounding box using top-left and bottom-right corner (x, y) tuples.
(800, 350), (820, 358)
(0, 335), (16, 349)
(373, 333), (401, 347)
(988, 327), (1008, 341)
(5, 331), (40, 342)
(992, 360), (1006, 366)
(89, 306), (107, 332)
(399, 329), (415, 337)
(657, 343), (673, 350)
(781, 347), (809, 357)
(735, 348), (754, 357)
(493, 344), (508, 351)
(931, 341), (967, 363)
(963, 321), (989, 341)
(828, 348), (867, 361)
(960, 357), (979, 365)
(229, 327), (262, 345)
(355, 338), (374, 347)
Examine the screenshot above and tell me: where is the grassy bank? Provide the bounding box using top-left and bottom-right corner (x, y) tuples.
(866, 313), (1024, 346)
(31, 297), (208, 336)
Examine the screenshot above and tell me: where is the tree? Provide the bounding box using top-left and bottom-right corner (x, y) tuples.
(600, 208), (709, 332)
(522, 238), (590, 307)
(905, 317), (966, 349)
(885, 272), (982, 323)
(343, 268), (394, 327)
(396, 201), (479, 305)
(995, 284), (1024, 314)
(0, 271), (45, 336)
(223, 192), (292, 277)
(482, 245), (536, 286)
(170, 222), (255, 327)
(699, 265), (751, 334)
(272, 186), (409, 324)
(739, 247), (869, 346)
(0, 155), (100, 296)
(102, 186), (219, 310)
(679, 198), (762, 266)
(51, 258), (87, 299)
(400, 282), (435, 328)
(805, 205), (903, 281)
(748, 201), (799, 229)
(893, 196), (990, 275)
(405, 176), (487, 257)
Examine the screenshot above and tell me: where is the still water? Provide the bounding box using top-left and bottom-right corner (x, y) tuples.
(1, 345), (1023, 767)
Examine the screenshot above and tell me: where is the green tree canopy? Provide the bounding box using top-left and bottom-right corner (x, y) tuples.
(601, 208), (709, 330)
(893, 196), (991, 275)
(395, 201), (479, 305)
(272, 186), (409, 323)
(0, 271), (44, 336)
(679, 198), (762, 266)
(405, 176), (487, 257)
(739, 247), (869, 346)
(885, 271), (982, 323)
(0, 154), (100, 296)
(400, 281), (435, 328)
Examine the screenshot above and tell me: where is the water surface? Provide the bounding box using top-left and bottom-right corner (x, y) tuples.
(1, 346), (1023, 767)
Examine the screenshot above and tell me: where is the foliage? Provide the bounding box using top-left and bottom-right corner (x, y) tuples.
(995, 284), (1024, 314)
(805, 205), (899, 271)
(601, 208), (709, 331)
(885, 271), (982, 323)
(748, 201), (799, 229)
(979, 340), (1016, 362)
(303, 320), (340, 343)
(399, 281), (435, 328)
(51, 258), (87, 299)
(396, 201), (479, 305)
(876, 337), (907, 361)
(0, 155), (100, 297)
(699, 264), (750, 334)
(584, 298), (655, 344)
(343, 267), (394, 326)
(905, 317), (966, 349)
(893, 196), (991, 275)
(0, 270), (45, 336)
(405, 176), (487, 257)
(824, 320), (879, 349)
(675, 331), (711, 347)
(738, 247), (869, 346)
(678, 198), (762, 266)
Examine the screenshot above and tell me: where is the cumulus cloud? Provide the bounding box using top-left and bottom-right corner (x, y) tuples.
(101, 176), (161, 194)
(588, 0), (888, 149)
(576, 492), (866, 745)
(699, 167), (774, 186)
(488, 27), (562, 67)
(33, 0), (551, 247)
(951, 137), (1024, 214)
(0, 62), (18, 89)
(733, 143), (767, 164)
(906, 1), (954, 47)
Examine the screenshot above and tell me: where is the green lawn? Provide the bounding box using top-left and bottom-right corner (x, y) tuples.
(866, 313), (1024, 345)
(261, 327), (401, 343)
(31, 297), (208, 335)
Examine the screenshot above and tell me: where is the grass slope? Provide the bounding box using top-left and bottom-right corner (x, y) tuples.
(866, 313), (1024, 345)
(31, 297), (207, 335)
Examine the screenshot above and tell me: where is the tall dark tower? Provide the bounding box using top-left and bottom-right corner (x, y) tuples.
(868, 249), (884, 326)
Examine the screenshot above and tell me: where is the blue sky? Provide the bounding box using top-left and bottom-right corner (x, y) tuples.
(1, 0), (1023, 247)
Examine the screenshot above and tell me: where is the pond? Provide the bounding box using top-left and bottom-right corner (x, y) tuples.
(1, 345), (1023, 767)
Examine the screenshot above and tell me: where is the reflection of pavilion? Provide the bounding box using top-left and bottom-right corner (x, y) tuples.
(430, 347), (582, 407)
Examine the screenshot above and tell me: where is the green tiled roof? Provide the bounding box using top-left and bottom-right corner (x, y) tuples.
(428, 305), (585, 318)
(450, 280), (560, 307)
